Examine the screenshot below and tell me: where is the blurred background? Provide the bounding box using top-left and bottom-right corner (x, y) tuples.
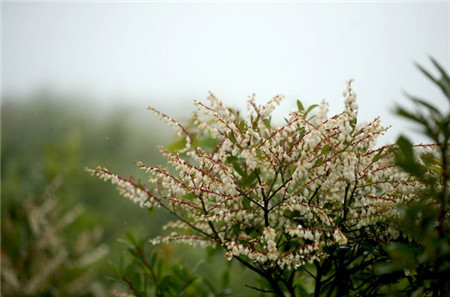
(2, 2), (449, 296)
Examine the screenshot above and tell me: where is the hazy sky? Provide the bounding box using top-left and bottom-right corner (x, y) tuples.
(2, 2), (449, 144)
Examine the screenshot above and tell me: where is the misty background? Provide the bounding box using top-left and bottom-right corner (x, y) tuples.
(3, 2), (449, 144)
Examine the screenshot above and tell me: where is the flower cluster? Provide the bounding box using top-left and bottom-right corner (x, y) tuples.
(88, 82), (431, 271)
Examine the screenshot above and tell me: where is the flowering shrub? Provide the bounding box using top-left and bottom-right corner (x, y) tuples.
(88, 80), (435, 296)
(1, 177), (108, 297)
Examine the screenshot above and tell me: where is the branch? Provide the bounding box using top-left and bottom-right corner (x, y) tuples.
(244, 284), (276, 293)
(135, 245), (158, 285)
(121, 276), (145, 297)
(267, 178), (292, 203)
(237, 189), (264, 209)
(308, 185), (322, 204)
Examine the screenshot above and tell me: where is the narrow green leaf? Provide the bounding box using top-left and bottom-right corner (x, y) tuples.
(297, 99), (304, 111)
(227, 156), (244, 177)
(396, 107), (427, 126)
(396, 136), (414, 159)
(305, 104), (318, 116)
(428, 57), (450, 100)
(191, 138), (199, 149)
(314, 157), (323, 167)
(150, 253), (157, 267)
(321, 144), (330, 155)
(192, 259), (205, 274)
(183, 193), (197, 200)
(374, 262), (399, 275)
(228, 131), (237, 143)
(430, 57), (450, 82)
(167, 137), (187, 153)
(109, 261), (122, 277)
(372, 148), (384, 163)
(202, 278), (218, 294)
(239, 120), (246, 132)
(125, 232), (137, 246)
(244, 171), (258, 187)
(198, 136), (220, 149)
(416, 63), (440, 87)
(221, 269), (230, 289)
(117, 238), (134, 249)
(408, 95), (442, 116)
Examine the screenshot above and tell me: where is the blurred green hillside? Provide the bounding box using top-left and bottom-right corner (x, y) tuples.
(1, 92), (174, 295)
(1, 91), (173, 237)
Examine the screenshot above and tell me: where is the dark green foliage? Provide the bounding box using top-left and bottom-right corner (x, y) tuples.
(1, 94), (170, 296)
(380, 58), (450, 296)
(110, 233), (234, 297)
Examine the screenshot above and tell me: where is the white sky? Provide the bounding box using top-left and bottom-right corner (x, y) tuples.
(2, 1), (449, 144)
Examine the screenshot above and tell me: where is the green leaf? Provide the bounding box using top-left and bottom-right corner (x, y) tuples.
(109, 261), (122, 277)
(321, 144), (330, 155)
(172, 264), (186, 279)
(409, 95), (442, 116)
(395, 137), (426, 178)
(198, 136), (219, 149)
(202, 278), (218, 295)
(417, 58), (450, 101)
(396, 136), (414, 159)
(374, 262), (399, 275)
(183, 193), (198, 200)
(117, 238), (134, 249)
(160, 275), (176, 294)
(125, 232), (137, 246)
(150, 253), (157, 267)
(305, 104), (318, 116)
(430, 57), (450, 100)
(323, 202), (333, 210)
(239, 120), (246, 132)
(228, 131), (237, 143)
(221, 269), (230, 289)
(125, 261), (137, 278)
(297, 99), (304, 111)
(167, 137), (187, 153)
(264, 118), (271, 129)
(430, 57), (450, 82)
(128, 248), (140, 259)
(227, 156), (244, 177)
(372, 147), (384, 163)
(192, 259), (205, 274)
(244, 171), (258, 187)
(396, 107), (427, 126)
(156, 258), (163, 280)
(314, 157), (323, 167)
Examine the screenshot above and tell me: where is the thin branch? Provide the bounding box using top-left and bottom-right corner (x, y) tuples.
(121, 276), (145, 297)
(303, 267), (316, 279)
(267, 178), (292, 203)
(308, 185), (322, 204)
(160, 203), (213, 239)
(237, 189), (264, 209)
(244, 284), (276, 293)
